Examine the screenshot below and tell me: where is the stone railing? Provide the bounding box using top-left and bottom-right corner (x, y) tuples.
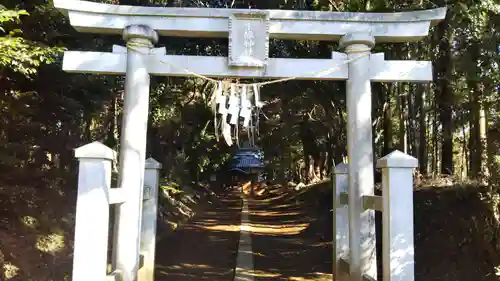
(334, 150), (417, 281)
(73, 141), (161, 281)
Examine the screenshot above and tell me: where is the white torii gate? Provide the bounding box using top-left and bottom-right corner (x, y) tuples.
(54, 1), (446, 281)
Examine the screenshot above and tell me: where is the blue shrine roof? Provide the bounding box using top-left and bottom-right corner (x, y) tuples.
(227, 148), (265, 172)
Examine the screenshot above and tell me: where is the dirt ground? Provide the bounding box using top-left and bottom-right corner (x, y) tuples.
(2, 180), (500, 281)
(154, 184), (334, 281)
(247, 186), (333, 281)
(154, 189), (243, 281)
(0, 183), (76, 281)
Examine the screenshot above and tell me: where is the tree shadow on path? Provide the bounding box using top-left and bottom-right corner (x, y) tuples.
(154, 190), (242, 281)
(244, 183), (334, 280)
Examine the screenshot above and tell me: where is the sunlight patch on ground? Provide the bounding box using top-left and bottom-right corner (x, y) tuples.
(249, 211), (301, 217)
(240, 250), (266, 257)
(155, 265), (234, 278)
(251, 196), (288, 203)
(310, 242), (331, 247)
(200, 219), (218, 223)
(2, 262), (20, 280)
(289, 272), (333, 280)
(166, 220), (179, 230)
(35, 233), (65, 254)
(20, 215), (39, 228)
(180, 263), (212, 269)
(270, 203), (295, 209)
(240, 269), (282, 278)
(246, 223), (309, 235)
(156, 263), (213, 270)
(197, 224), (241, 232)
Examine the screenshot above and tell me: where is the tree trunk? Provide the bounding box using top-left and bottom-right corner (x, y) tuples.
(408, 84), (417, 156)
(486, 106), (498, 190)
(435, 13), (454, 175)
(382, 84), (393, 156)
(105, 96), (118, 150)
(416, 84), (428, 174)
(397, 83), (408, 153)
(431, 92), (439, 176)
(372, 82), (383, 164)
(84, 111), (92, 142)
(478, 106), (489, 184)
(469, 83), (479, 178)
(334, 106), (347, 164)
(461, 122), (468, 179)
(467, 41), (482, 179)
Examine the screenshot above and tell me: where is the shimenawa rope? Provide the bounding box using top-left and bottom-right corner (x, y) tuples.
(125, 40), (371, 87)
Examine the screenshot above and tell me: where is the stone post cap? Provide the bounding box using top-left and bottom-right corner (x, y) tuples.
(123, 25), (159, 44)
(339, 32), (375, 50)
(334, 162), (349, 174)
(145, 157), (162, 169)
(376, 150), (418, 168)
(74, 141), (116, 160)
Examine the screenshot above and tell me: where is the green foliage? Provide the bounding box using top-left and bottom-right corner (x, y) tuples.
(0, 36), (64, 76)
(0, 5), (64, 77)
(0, 5), (28, 26)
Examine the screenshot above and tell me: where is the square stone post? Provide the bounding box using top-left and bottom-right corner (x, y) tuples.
(138, 158), (162, 281)
(73, 142), (115, 281)
(377, 150), (418, 281)
(113, 25), (158, 281)
(339, 33), (377, 281)
(333, 163), (349, 281)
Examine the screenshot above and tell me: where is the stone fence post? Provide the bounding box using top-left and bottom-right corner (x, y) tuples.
(377, 150), (418, 281)
(138, 158), (162, 281)
(333, 163), (349, 281)
(73, 142), (115, 281)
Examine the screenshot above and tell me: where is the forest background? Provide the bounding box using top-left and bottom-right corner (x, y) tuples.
(0, 0), (500, 280)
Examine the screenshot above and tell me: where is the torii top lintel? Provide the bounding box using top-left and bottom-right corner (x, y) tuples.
(54, 0), (446, 43)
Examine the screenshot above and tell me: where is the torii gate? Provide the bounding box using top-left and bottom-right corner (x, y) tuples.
(54, 1), (446, 281)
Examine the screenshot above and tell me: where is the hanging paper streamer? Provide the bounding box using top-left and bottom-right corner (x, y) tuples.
(253, 84), (264, 108)
(209, 80), (265, 147)
(216, 82), (227, 115)
(228, 84), (240, 125)
(214, 82), (223, 107)
(234, 118), (239, 147)
(211, 84), (218, 140)
(240, 85), (247, 109)
(222, 120), (233, 146)
(211, 81), (225, 141)
(210, 87), (216, 112)
(252, 84), (263, 138)
(220, 84), (230, 144)
(240, 86), (252, 128)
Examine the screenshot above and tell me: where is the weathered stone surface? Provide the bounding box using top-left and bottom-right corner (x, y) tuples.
(54, 0), (446, 42)
(228, 12), (269, 67)
(62, 51), (433, 82)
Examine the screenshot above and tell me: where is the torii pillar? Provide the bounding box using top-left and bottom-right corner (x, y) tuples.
(340, 33), (377, 281)
(112, 25), (158, 281)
